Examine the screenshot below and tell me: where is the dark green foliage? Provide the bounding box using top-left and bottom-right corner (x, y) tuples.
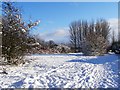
(110, 41), (120, 54)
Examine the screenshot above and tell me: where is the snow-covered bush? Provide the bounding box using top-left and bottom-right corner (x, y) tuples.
(83, 33), (107, 56)
(2, 2), (40, 65)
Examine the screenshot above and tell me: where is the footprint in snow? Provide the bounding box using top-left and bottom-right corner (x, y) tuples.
(10, 79), (25, 88)
(86, 77), (90, 82)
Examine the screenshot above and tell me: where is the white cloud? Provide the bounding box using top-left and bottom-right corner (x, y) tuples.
(52, 29), (69, 37)
(39, 27), (70, 43)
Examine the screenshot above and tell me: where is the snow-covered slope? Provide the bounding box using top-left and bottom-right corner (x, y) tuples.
(0, 54), (119, 88)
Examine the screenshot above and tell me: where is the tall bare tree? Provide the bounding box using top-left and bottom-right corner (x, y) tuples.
(69, 21), (78, 52)
(112, 30), (116, 44)
(97, 19), (110, 42)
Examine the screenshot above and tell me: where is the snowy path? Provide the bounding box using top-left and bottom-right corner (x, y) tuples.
(0, 54), (119, 88)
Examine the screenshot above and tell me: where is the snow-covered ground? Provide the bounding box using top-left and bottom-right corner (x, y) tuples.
(0, 53), (119, 88)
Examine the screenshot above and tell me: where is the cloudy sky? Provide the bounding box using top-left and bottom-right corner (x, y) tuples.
(16, 2), (118, 43)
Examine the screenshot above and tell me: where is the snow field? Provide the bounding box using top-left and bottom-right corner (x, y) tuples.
(0, 54), (119, 88)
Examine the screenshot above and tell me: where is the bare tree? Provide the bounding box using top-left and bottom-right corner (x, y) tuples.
(100, 19), (111, 42)
(69, 20), (88, 52)
(69, 21), (78, 52)
(112, 30), (116, 44)
(118, 28), (120, 42)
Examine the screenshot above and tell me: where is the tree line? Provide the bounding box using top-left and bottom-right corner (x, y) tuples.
(69, 19), (111, 55)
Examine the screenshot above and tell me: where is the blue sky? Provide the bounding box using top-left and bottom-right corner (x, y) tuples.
(16, 2), (118, 43)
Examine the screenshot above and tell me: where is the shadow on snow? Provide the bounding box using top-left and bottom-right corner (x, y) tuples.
(67, 54), (119, 64)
